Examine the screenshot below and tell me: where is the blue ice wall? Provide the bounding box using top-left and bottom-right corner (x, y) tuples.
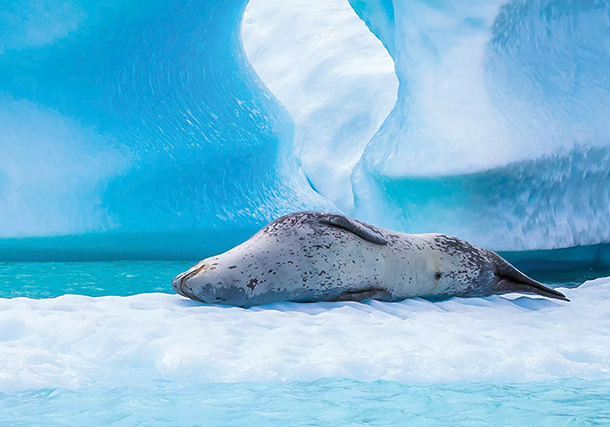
(0, 0), (331, 258)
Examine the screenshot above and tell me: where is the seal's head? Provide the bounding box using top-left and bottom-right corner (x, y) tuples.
(172, 260), (207, 302)
(172, 257), (250, 305)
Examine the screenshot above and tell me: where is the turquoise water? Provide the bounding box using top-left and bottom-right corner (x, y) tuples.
(1, 379), (609, 426)
(0, 260), (589, 299)
(0, 260), (194, 298)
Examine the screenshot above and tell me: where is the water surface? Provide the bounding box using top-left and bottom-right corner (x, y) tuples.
(2, 379), (609, 426)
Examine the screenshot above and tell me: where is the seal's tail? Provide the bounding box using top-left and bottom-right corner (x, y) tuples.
(491, 253), (570, 302)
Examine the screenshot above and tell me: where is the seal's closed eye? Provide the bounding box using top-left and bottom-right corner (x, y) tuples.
(317, 214), (388, 245)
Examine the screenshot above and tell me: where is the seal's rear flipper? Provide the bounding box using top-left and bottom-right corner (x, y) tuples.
(495, 279), (569, 301)
(492, 253), (569, 301)
(318, 214), (388, 245)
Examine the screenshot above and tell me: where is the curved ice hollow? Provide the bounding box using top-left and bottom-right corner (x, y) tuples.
(243, 0), (610, 253)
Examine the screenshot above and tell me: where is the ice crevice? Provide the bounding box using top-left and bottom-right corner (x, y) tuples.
(242, 0), (399, 214)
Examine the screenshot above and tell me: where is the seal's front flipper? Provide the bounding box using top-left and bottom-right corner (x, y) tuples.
(334, 288), (392, 302)
(318, 214), (388, 245)
(491, 253), (570, 302)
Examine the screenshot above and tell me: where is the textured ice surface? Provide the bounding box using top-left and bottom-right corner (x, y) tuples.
(0, 0), (331, 250)
(350, 0), (610, 251)
(0, 277), (608, 391)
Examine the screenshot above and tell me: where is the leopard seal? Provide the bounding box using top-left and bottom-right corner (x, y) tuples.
(172, 211), (568, 306)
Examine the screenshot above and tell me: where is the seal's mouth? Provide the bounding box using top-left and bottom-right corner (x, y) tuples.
(172, 263), (207, 300)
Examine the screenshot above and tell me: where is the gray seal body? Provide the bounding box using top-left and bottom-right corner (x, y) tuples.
(173, 212), (568, 306)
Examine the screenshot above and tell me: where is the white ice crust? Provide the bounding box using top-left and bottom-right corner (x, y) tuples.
(242, 0), (398, 212)
(0, 278), (608, 391)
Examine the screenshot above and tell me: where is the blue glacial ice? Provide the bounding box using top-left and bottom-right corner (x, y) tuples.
(1, 0), (609, 260)
(246, 0), (610, 256)
(0, 0), (333, 257)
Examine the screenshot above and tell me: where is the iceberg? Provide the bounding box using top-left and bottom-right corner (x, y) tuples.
(1, 0), (609, 260)
(350, 0), (610, 252)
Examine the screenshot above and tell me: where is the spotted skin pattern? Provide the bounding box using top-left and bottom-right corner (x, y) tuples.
(173, 212), (567, 307)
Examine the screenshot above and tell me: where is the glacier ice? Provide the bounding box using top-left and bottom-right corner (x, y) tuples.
(1, 0), (609, 259)
(0, 0), (332, 256)
(351, 0), (610, 251)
